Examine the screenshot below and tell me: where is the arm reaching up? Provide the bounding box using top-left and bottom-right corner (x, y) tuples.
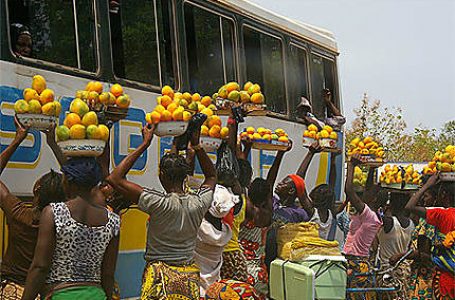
(266, 141), (292, 188)
(42, 123), (67, 167)
(0, 116), (29, 175)
(190, 121), (216, 190)
(297, 143), (322, 217)
(405, 172), (440, 218)
(106, 125), (155, 204)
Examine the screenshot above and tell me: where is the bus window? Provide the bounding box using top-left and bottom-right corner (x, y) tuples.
(288, 44), (309, 119)
(184, 4), (236, 95)
(110, 0), (175, 87)
(310, 54), (337, 119)
(243, 27), (286, 115)
(8, 0), (97, 72)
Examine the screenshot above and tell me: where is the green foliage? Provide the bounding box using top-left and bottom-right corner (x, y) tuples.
(347, 93), (454, 162)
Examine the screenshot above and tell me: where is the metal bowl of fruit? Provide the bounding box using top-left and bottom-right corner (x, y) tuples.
(154, 121), (189, 137)
(58, 139), (106, 157)
(16, 113), (57, 130)
(200, 136), (222, 152)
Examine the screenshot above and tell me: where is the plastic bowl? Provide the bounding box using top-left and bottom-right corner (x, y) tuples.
(154, 121), (188, 137)
(17, 113), (57, 130)
(58, 139), (106, 157)
(200, 136), (222, 152)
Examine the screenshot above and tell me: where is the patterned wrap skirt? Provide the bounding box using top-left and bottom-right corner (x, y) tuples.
(204, 279), (261, 300)
(220, 250), (248, 282)
(141, 261), (200, 300)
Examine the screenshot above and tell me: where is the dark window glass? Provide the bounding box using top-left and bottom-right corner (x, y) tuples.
(8, 0), (97, 72)
(243, 27), (286, 114)
(310, 54), (337, 119)
(184, 4), (236, 95)
(288, 45), (309, 119)
(110, 0), (174, 86)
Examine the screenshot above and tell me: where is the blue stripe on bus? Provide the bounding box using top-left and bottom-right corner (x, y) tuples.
(115, 251), (145, 299)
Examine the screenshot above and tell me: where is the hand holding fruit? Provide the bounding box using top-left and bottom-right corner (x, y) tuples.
(142, 124), (155, 145)
(13, 115), (29, 142)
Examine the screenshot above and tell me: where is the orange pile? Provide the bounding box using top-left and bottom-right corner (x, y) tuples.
(214, 81), (265, 104)
(303, 124), (338, 140)
(201, 115), (229, 139)
(75, 82), (131, 109)
(14, 75), (61, 116)
(240, 127), (289, 143)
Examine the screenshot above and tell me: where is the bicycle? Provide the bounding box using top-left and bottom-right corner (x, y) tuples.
(345, 249), (413, 300)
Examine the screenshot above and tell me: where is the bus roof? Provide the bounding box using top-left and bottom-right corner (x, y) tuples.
(215, 0), (338, 53)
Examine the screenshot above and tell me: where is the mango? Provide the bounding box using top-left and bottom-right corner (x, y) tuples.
(218, 87), (228, 99)
(182, 92), (192, 102)
(54, 101), (62, 116)
(32, 75), (46, 94)
(239, 91), (250, 103)
(161, 110), (172, 122)
(28, 100), (42, 114)
(42, 102), (57, 116)
(183, 111), (192, 122)
(69, 124), (86, 139)
(23, 88), (40, 101)
(201, 125), (209, 136)
(201, 108), (213, 117)
(14, 99), (29, 113)
(98, 125), (110, 141)
(228, 90), (240, 102)
(226, 82), (240, 93)
(56, 125), (70, 142)
(110, 84), (123, 97)
(250, 93), (264, 104)
(192, 93), (201, 102)
(220, 127), (229, 139)
(98, 92), (110, 105)
(86, 124), (100, 139)
(161, 85), (174, 98)
(82, 111), (98, 127)
(243, 81), (253, 91)
(247, 84), (261, 95)
(172, 107), (184, 121)
(308, 124), (318, 132)
(201, 96), (212, 107)
(70, 98), (89, 117)
(39, 89), (54, 105)
(64, 113), (82, 128)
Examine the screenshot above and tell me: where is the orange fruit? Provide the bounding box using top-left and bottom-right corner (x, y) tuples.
(116, 95), (131, 108)
(172, 107), (184, 121)
(150, 111), (161, 124)
(85, 81), (95, 91)
(226, 82), (240, 93)
(161, 85), (174, 98)
(166, 102), (178, 113)
(110, 84), (123, 97)
(69, 124), (86, 139)
(250, 93), (264, 104)
(200, 107), (213, 117)
(98, 124), (110, 141)
(220, 127), (229, 139)
(192, 93), (201, 102)
(201, 125), (209, 136)
(92, 81), (103, 93)
(154, 104), (166, 114)
(209, 126), (221, 138)
(161, 110), (172, 122)
(183, 111), (192, 122)
(64, 113), (82, 128)
(160, 95), (172, 108)
(243, 81), (253, 91)
(208, 116), (222, 128)
(39, 89), (54, 105)
(201, 96), (212, 107)
(23, 88), (40, 101)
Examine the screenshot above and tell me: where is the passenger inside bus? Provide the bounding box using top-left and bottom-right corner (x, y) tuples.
(10, 23), (32, 58)
(297, 89), (346, 131)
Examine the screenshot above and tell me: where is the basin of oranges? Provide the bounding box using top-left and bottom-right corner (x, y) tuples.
(214, 81), (266, 114)
(347, 136), (385, 166)
(380, 164), (422, 190)
(240, 127), (290, 151)
(146, 86), (195, 137)
(14, 75), (61, 130)
(75, 81), (131, 123)
(302, 124), (338, 150)
(56, 97), (109, 157)
(423, 145), (455, 181)
(200, 115), (229, 152)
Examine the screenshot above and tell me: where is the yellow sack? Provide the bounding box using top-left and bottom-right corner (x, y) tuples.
(290, 237), (341, 261)
(277, 222), (320, 260)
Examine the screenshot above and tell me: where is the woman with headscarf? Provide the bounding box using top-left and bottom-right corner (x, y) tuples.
(10, 23), (32, 58)
(22, 157), (120, 300)
(406, 172), (455, 300)
(106, 119), (217, 300)
(0, 117), (65, 300)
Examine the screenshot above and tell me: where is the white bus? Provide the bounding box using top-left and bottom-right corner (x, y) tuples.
(1, 0), (343, 297)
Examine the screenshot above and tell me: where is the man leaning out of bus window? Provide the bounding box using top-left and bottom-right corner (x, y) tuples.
(296, 89), (345, 131)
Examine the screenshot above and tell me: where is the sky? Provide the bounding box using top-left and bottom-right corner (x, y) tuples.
(250, 0), (455, 131)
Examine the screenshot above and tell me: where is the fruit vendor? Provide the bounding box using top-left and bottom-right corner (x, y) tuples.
(106, 119), (217, 300)
(405, 172), (455, 299)
(296, 89), (346, 131)
(343, 155), (383, 300)
(0, 117), (65, 299)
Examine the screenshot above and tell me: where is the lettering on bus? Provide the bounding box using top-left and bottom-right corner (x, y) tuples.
(0, 86), (41, 168)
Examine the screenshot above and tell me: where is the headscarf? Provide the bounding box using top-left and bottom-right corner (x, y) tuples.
(61, 157), (102, 188)
(287, 174), (306, 198)
(210, 185), (239, 219)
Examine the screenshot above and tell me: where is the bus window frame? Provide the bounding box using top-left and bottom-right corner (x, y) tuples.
(288, 42), (311, 116)
(107, 0), (180, 92)
(182, 0), (240, 88)
(309, 48), (340, 110)
(4, 0), (101, 77)
(240, 23), (289, 118)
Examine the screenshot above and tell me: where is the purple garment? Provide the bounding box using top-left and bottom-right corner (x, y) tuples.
(272, 195), (309, 223)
